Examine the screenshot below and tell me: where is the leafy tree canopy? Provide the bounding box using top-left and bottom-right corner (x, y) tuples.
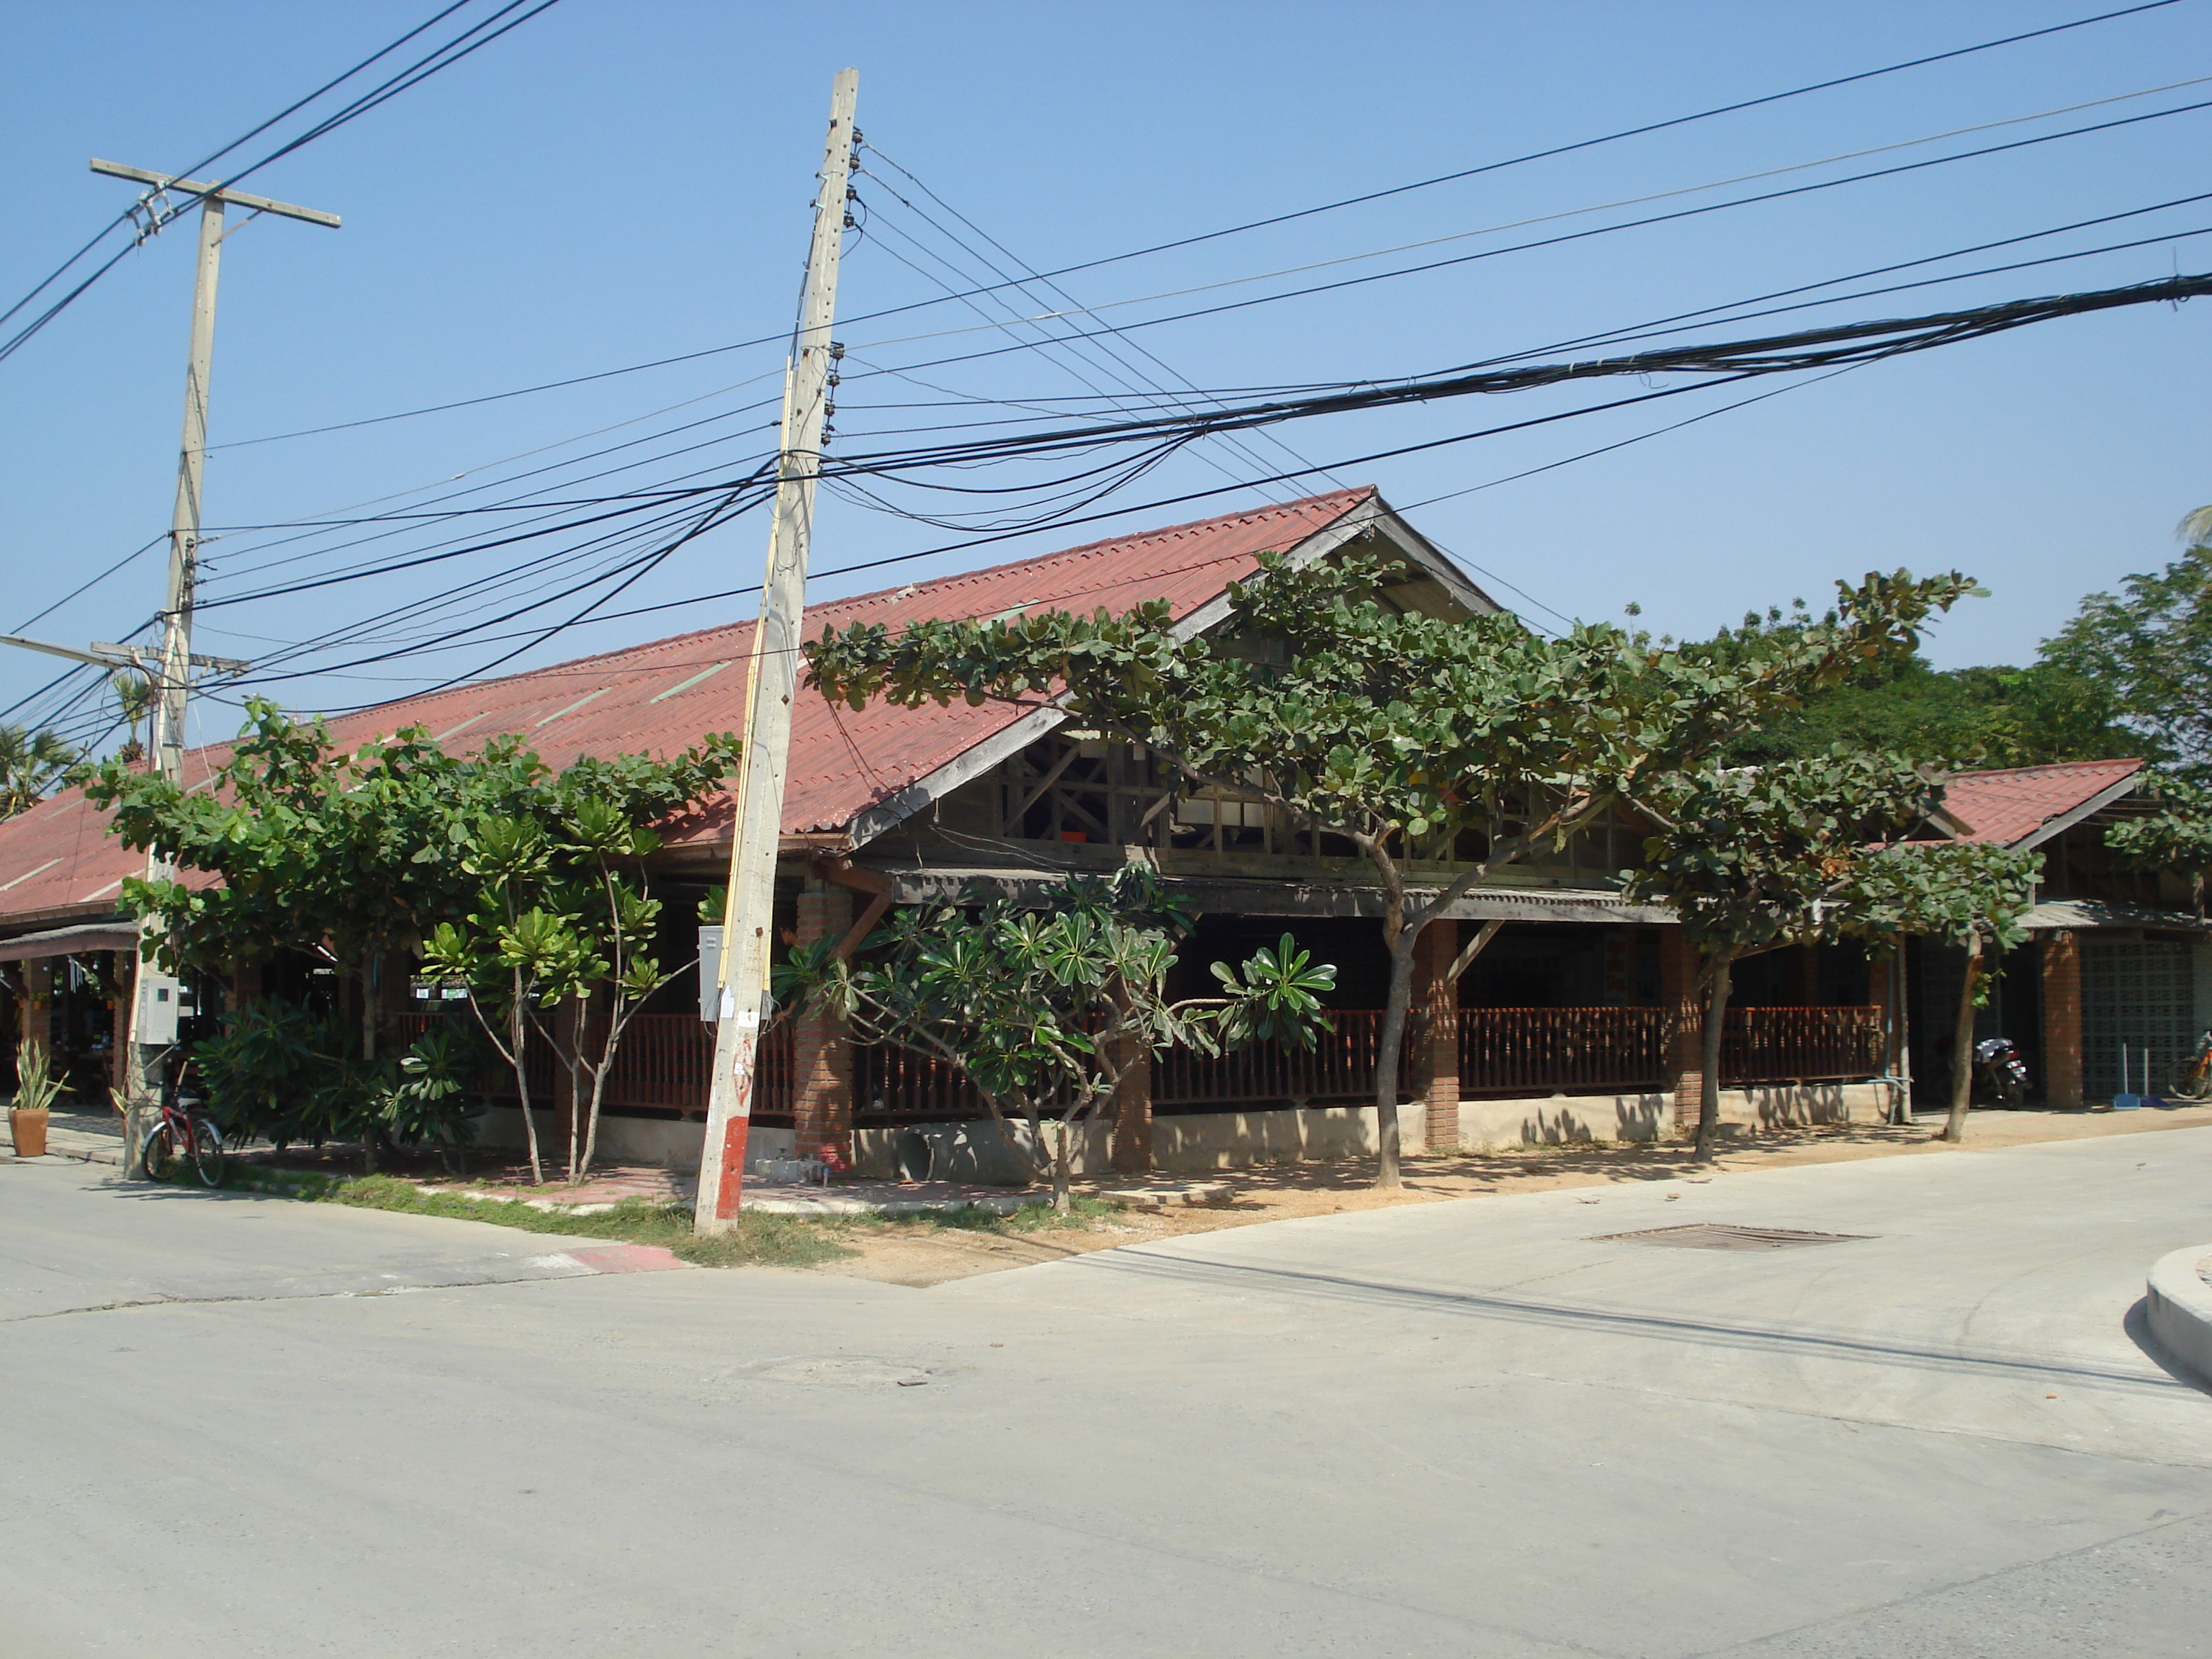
(2042, 537), (2212, 775)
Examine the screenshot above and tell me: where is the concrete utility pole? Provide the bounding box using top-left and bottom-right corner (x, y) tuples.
(696, 69), (860, 1235)
(88, 160), (341, 783)
(86, 160), (339, 1154)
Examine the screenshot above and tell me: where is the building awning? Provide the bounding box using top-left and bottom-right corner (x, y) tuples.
(0, 922), (139, 963)
(868, 866), (1673, 924)
(2026, 899), (2212, 933)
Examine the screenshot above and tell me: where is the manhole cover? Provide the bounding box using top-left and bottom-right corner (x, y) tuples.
(1593, 1223), (1871, 1251)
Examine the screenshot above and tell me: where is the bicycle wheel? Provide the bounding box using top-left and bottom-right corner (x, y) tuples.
(2169, 1057), (2209, 1101)
(141, 1122), (176, 1182)
(190, 1118), (225, 1187)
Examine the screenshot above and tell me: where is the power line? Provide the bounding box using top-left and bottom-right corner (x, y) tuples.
(204, 0), (2186, 449)
(0, 0), (563, 368)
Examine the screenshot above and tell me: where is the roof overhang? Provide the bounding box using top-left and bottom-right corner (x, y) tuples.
(2002, 763), (2149, 850)
(2026, 898), (2212, 933)
(0, 920), (139, 962)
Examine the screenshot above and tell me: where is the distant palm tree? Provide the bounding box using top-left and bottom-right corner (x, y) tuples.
(0, 725), (86, 818)
(111, 670), (152, 767)
(2179, 505), (2212, 551)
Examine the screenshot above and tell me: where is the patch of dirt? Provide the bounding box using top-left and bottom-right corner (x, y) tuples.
(814, 1102), (2212, 1287)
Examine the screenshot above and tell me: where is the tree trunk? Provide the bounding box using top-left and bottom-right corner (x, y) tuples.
(1372, 920), (1419, 1191)
(1051, 1115), (1072, 1214)
(359, 961), (379, 1175)
(510, 979), (543, 1184)
(1943, 932), (1985, 1145)
(1695, 958), (1733, 1164)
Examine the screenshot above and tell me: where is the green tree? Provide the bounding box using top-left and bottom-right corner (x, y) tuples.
(0, 724), (86, 817)
(90, 699), (737, 1179)
(775, 866), (1334, 1210)
(1624, 753), (1948, 1161)
(2103, 770), (2212, 920)
(2043, 521), (2212, 774)
(423, 798), (682, 1184)
(1844, 840), (2042, 1142)
(807, 552), (1976, 1186)
(1720, 655), (2134, 770)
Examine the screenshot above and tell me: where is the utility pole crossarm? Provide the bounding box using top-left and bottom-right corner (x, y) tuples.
(89, 159), (342, 228)
(0, 634), (141, 671)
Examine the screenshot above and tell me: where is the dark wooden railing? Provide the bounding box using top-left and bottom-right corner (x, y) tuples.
(1460, 1006), (1671, 1094)
(1720, 1004), (1884, 1084)
(392, 1001), (1885, 1126)
(385, 1009), (793, 1124)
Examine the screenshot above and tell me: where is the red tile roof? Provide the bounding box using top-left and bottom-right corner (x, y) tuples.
(0, 489), (1375, 927)
(1939, 758), (2147, 846)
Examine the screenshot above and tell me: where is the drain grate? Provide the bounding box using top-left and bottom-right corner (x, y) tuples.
(1593, 1223), (1871, 1251)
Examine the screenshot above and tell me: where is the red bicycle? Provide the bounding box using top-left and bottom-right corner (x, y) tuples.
(141, 1061), (225, 1187)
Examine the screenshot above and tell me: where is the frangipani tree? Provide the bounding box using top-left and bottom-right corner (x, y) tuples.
(775, 866), (1334, 1211)
(807, 551), (1977, 1186)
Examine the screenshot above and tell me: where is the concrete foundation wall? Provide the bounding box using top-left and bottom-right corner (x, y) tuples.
(475, 1107), (792, 1172)
(475, 1081), (1894, 1178)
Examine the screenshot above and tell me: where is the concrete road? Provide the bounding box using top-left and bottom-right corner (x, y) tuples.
(3, 1130), (2210, 1658)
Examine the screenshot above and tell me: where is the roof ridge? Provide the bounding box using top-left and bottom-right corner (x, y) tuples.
(1951, 757), (2146, 781)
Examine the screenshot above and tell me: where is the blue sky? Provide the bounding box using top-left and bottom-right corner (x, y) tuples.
(4, 1), (2210, 752)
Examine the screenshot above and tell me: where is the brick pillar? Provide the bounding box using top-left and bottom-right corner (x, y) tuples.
(792, 880), (855, 1166)
(1661, 929), (1703, 1136)
(1109, 1030), (1153, 1173)
(19, 958), (51, 1078)
(1417, 922), (1460, 1156)
(2042, 930), (2082, 1110)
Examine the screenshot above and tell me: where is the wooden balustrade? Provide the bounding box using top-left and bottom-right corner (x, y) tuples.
(383, 1009), (794, 1125)
(1460, 1006), (1671, 1094)
(1719, 1004), (1884, 1084)
(386, 1001), (1885, 1125)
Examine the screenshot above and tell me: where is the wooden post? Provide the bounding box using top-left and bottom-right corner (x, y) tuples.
(2042, 930), (2083, 1109)
(1418, 922), (1460, 1156)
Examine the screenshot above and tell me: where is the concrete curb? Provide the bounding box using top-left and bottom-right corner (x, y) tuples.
(2145, 1243), (2212, 1391)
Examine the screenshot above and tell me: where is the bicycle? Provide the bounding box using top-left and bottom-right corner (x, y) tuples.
(140, 1059), (225, 1187)
(2170, 1031), (2212, 1102)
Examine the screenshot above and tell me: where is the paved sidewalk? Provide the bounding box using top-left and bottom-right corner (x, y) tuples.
(1, 1107), (122, 1166)
(426, 1162), (1051, 1215)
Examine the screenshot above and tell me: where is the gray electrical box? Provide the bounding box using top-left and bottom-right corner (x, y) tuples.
(698, 925), (724, 1022)
(135, 972), (186, 1046)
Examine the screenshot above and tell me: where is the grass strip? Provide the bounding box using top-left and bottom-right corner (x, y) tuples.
(172, 1168), (853, 1268)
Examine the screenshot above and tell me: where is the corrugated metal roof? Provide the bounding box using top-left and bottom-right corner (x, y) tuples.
(0, 489), (1374, 927)
(1940, 758), (2147, 847)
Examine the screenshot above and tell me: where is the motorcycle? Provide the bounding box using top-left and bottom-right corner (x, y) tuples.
(1972, 1036), (2029, 1107)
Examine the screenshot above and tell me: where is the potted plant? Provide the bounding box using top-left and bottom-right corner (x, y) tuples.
(8, 1047), (63, 1158)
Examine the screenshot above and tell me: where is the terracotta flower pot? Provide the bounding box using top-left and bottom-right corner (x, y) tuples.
(9, 1107), (49, 1159)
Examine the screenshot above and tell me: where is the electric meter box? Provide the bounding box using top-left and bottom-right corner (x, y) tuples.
(135, 972), (187, 1046)
(698, 925), (724, 1022)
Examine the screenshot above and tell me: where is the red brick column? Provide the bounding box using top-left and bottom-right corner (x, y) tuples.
(792, 880), (855, 1165)
(1661, 928), (1704, 1136)
(19, 958), (51, 1078)
(1109, 1029), (1153, 1172)
(1417, 922), (1460, 1156)
(2042, 930), (2082, 1109)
